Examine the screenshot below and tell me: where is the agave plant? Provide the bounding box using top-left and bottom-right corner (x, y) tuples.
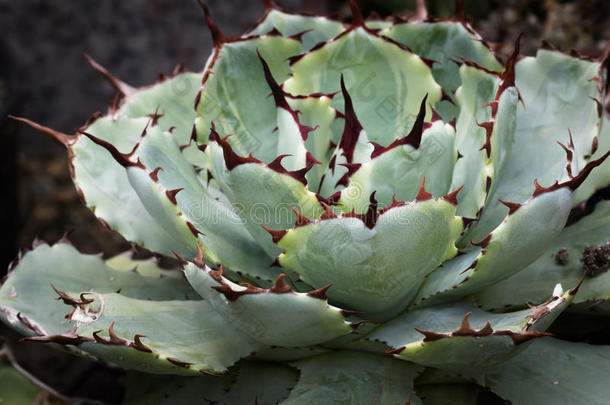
(4, 0), (610, 403)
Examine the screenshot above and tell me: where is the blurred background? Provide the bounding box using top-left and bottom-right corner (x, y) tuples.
(1, 0), (608, 402)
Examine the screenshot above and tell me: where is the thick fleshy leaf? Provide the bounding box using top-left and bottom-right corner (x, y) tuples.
(179, 140), (211, 178)
(71, 72), (201, 256)
(0, 242), (197, 339)
(247, 8), (345, 51)
(123, 360), (299, 405)
(513, 50), (602, 180)
(414, 188), (572, 307)
(194, 35), (301, 162)
(483, 338), (610, 405)
(136, 126), (277, 282)
(254, 53), (319, 173)
(573, 114), (610, 203)
(450, 65), (499, 218)
(207, 139), (324, 258)
(87, 116), (296, 282)
(184, 263), (353, 346)
(278, 198), (462, 318)
(466, 50), (602, 242)
(370, 289), (572, 370)
(286, 95), (340, 192)
(340, 120), (457, 213)
(73, 118), (189, 256)
(0, 243), (261, 375)
(124, 163), (206, 260)
(317, 129), (373, 198)
(471, 200), (610, 310)
(281, 351), (423, 405)
(381, 21), (503, 100)
(122, 352), (424, 404)
(316, 79), (374, 198)
(120, 73), (201, 144)
(10, 4), (610, 401)
(284, 26), (442, 146)
(223, 361), (299, 404)
(364, 20), (392, 30)
(458, 86), (519, 244)
(32, 292), (262, 375)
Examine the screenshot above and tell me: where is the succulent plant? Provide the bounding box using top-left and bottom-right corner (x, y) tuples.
(3, 0), (610, 403)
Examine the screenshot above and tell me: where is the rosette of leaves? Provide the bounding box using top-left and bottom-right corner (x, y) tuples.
(3, 1), (610, 403)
